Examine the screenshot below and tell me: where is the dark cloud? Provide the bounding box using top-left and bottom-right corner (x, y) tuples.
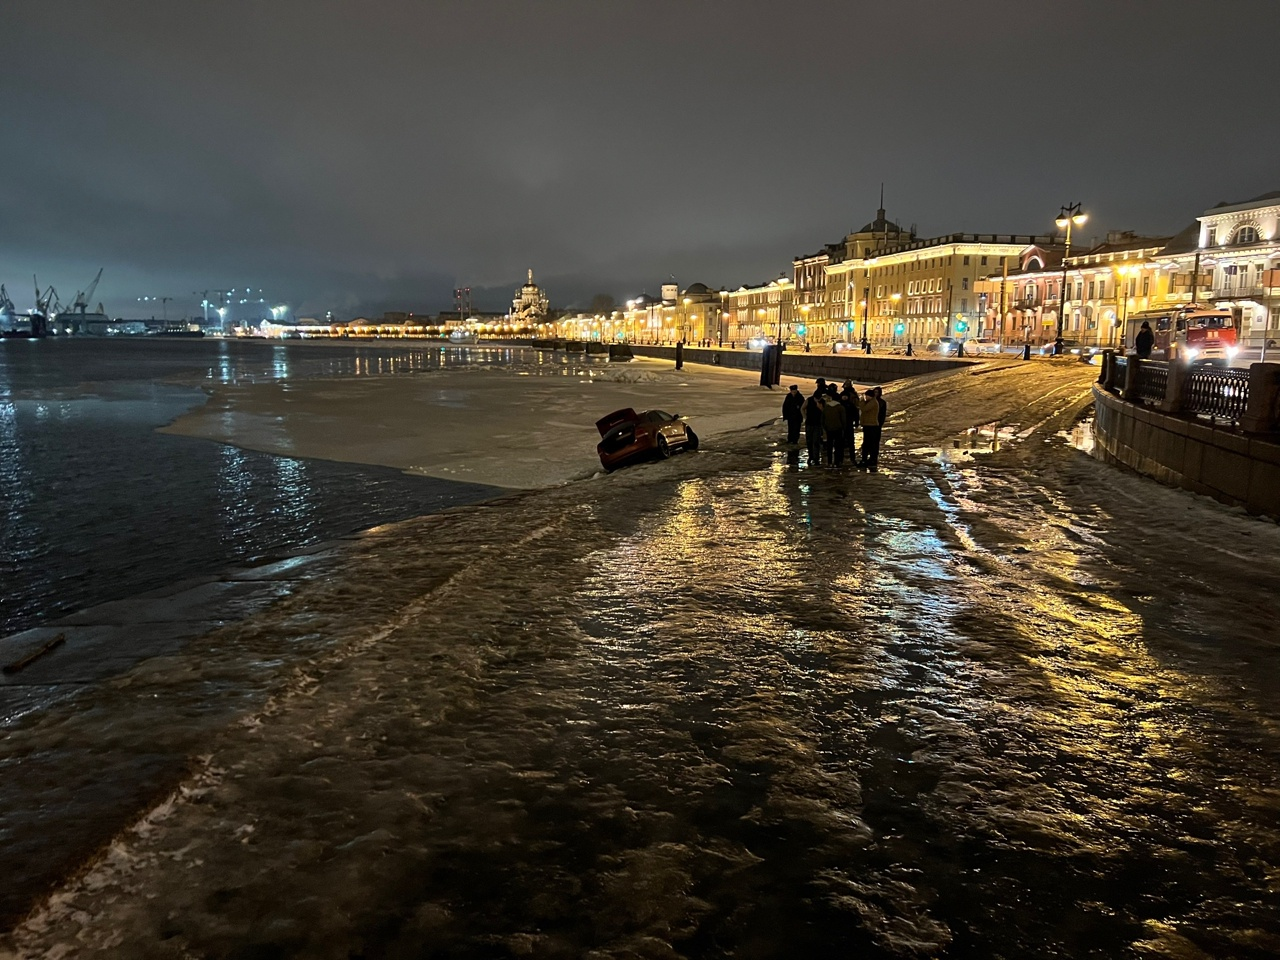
(3, 0), (1277, 319)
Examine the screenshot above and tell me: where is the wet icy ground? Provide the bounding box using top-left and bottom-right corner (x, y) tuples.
(5, 360), (1280, 959)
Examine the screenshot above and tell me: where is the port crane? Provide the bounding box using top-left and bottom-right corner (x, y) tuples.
(33, 277), (63, 316)
(69, 268), (103, 317)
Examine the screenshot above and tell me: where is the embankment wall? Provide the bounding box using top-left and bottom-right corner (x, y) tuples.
(626, 345), (972, 384)
(1091, 384), (1280, 519)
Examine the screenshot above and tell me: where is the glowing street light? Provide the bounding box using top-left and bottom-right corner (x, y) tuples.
(1054, 202), (1088, 353)
(1113, 263), (1136, 348)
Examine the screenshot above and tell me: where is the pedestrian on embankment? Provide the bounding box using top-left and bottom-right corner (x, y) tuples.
(1135, 321), (1154, 359)
(839, 380), (859, 459)
(822, 383), (848, 467)
(804, 381), (826, 464)
(781, 384), (804, 445)
(858, 388), (883, 469)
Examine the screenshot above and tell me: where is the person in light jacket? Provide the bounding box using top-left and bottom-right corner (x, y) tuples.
(858, 389), (883, 469)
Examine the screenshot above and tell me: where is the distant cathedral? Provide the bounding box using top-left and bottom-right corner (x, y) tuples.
(510, 268), (550, 324)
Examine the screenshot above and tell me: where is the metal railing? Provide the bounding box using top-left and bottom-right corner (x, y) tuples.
(1112, 355), (1128, 387)
(1134, 360), (1168, 405)
(1182, 365), (1250, 422)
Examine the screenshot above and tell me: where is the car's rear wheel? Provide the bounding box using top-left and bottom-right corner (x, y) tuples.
(685, 428), (699, 451)
(656, 435), (671, 458)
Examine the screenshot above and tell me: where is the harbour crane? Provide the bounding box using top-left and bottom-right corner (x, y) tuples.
(70, 268), (103, 316)
(33, 276), (62, 316)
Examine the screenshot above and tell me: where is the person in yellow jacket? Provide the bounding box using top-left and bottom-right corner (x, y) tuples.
(858, 388), (883, 469)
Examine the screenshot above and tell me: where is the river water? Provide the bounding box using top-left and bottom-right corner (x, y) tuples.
(0, 337), (508, 637)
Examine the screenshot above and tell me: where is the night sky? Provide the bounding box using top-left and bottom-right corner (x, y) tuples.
(4, 0), (1277, 319)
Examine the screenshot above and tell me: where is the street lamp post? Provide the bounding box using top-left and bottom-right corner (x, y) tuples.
(861, 290), (870, 351)
(890, 292), (902, 344)
(1113, 264), (1134, 349)
(1055, 202), (1088, 354)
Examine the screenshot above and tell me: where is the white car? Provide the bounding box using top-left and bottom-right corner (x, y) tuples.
(967, 338), (1003, 355)
(925, 337), (961, 356)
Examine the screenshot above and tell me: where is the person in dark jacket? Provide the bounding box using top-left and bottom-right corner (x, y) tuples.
(804, 384), (825, 463)
(1135, 321), (1155, 359)
(781, 384), (804, 444)
(822, 383), (848, 466)
(839, 380), (859, 457)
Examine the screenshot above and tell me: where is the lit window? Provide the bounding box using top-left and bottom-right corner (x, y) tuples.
(1233, 225), (1260, 245)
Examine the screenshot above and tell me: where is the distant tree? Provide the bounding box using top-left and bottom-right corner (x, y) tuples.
(589, 294), (616, 315)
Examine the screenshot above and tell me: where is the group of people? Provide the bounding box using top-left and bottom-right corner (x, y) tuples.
(781, 378), (886, 469)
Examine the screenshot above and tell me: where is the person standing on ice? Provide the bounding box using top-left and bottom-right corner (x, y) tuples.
(839, 380), (860, 456)
(858, 388), (883, 469)
(804, 382), (826, 463)
(822, 383), (848, 466)
(781, 384), (804, 444)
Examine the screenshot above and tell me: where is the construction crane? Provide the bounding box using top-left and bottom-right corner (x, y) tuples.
(70, 268), (103, 316)
(33, 276), (62, 316)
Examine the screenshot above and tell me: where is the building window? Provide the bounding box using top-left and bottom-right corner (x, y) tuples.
(961, 277), (969, 290)
(1097, 280), (1105, 298)
(1233, 225), (1260, 245)
(963, 255), (970, 265)
(1142, 276), (1150, 297)
(961, 298), (968, 312)
(980, 256), (988, 266)
(1087, 281), (1096, 299)
(1206, 227), (1217, 246)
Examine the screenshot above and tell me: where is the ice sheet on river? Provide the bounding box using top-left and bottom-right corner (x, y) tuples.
(160, 355), (791, 489)
(6, 361), (1280, 958)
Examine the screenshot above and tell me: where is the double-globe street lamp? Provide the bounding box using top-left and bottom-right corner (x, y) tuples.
(1054, 203), (1088, 354)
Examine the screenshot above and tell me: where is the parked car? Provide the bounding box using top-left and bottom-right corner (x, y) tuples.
(596, 408), (699, 471)
(1038, 339), (1101, 360)
(925, 336), (961, 356)
(967, 337), (1004, 354)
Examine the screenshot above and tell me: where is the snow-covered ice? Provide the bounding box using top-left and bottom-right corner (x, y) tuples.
(4, 355), (1280, 958)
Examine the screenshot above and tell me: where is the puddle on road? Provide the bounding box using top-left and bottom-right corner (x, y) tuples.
(910, 422), (1022, 462)
(1062, 416), (1095, 455)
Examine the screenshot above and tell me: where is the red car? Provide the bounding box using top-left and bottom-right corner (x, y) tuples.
(595, 408), (699, 471)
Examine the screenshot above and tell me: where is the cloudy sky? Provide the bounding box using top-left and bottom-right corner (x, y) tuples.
(3, 0), (1277, 319)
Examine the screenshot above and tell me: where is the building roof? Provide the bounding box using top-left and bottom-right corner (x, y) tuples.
(1158, 221), (1202, 257)
(1211, 189), (1280, 209)
(682, 282), (711, 296)
(856, 207), (908, 235)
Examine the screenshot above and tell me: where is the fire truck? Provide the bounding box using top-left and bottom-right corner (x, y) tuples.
(1124, 305), (1238, 364)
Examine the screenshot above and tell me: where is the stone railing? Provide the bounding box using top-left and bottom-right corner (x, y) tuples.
(1098, 351), (1279, 433)
(1093, 352), (1280, 519)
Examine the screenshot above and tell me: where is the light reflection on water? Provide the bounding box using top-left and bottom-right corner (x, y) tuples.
(0, 338), (526, 636)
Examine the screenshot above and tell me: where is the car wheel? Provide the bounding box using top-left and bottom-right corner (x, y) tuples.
(685, 428), (699, 451)
(656, 435), (671, 458)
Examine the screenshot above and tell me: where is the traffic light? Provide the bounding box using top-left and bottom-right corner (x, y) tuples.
(796, 324), (806, 336)
(894, 322), (905, 335)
